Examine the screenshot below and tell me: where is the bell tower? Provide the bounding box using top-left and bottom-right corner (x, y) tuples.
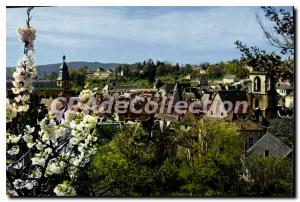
(249, 72), (269, 116)
(57, 55), (71, 89)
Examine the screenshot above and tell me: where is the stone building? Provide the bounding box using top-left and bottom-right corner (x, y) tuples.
(223, 74), (238, 84)
(206, 90), (249, 120)
(248, 72), (269, 116)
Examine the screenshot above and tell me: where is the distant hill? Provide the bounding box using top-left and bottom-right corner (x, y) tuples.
(6, 61), (124, 79)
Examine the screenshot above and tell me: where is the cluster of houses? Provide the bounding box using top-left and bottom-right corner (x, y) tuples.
(90, 70), (293, 163)
(7, 55), (294, 165)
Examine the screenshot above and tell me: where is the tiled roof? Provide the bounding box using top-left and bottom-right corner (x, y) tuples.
(217, 90), (248, 102)
(7, 80), (63, 90)
(111, 85), (140, 90)
(276, 82), (293, 90)
(287, 91), (294, 97)
(246, 131), (292, 158)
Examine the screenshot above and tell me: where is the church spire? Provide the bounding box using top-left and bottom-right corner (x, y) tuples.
(57, 55), (71, 89)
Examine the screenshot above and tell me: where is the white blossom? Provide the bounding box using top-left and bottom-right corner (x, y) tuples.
(13, 179), (25, 190)
(35, 140), (45, 151)
(46, 161), (65, 176)
(31, 156), (46, 167)
(7, 145), (20, 155)
(17, 104), (29, 113)
(25, 125), (35, 134)
(7, 133), (21, 144)
(7, 13), (98, 197)
(26, 142), (34, 149)
(8, 190), (18, 196)
(13, 162), (23, 170)
(15, 95), (30, 103)
(53, 181), (76, 196)
(79, 89), (94, 103)
(64, 110), (76, 122)
(17, 26), (36, 44)
(22, 134), (33, 143)
(25, 180), (36, 190)
(6, 99), (17, 122)
(30, 168), (42, 178)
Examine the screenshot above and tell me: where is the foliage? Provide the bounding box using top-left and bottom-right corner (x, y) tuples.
(69, 67), (87, 92)
(76, 116), (274, 196)
(235, 7), (294, 118)
(174, 116), (244, 196)
(244, 157), (293, 196)
(206, 60), (249, 80)
(268, 118), (294, 146)
(84, 77), (106, 90)
(257, 6), (294, 55)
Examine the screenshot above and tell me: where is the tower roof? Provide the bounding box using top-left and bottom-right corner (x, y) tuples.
(57, 55), (70, 81)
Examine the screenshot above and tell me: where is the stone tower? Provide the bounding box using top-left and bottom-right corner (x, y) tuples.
(249, 71), (269, 116)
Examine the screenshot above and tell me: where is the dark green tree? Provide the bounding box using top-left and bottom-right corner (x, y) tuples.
(145, 59), (156, 84)
(244, 157), (293, 196)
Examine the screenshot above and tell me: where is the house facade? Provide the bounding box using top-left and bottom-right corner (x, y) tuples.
(223, 74), (237, 84)
(206, 90), (249, 120)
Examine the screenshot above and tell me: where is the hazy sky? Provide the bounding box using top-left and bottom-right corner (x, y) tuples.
(6, 6), (292, 66)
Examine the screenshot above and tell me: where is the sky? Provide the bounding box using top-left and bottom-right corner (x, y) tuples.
(6, 6), (293, 66)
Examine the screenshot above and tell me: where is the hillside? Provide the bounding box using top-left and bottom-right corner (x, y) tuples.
(6, 61), (123, 79)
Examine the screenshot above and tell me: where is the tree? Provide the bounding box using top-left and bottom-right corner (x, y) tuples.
(114, 65), (122, 77)
(256, 6), (294, 55)
(174, 116), (244, 196)
(144, 59), (156, 84)
(77, 123), (181, 196)
(175, 62), (180, 73)
(244, 157), (293, 196)
(50, 71), (58, 81)
(156, 63), (166, 76)
(223, 59), (249, 79)
(122, 64), (130, 77)
(207, 64), (223, 79)
(235, 7), (294, 118)
(155, 79), (164, 89)
(69, 69), (86, 92)
(268, 118), (294, 146)
(6, 7), (98, 197)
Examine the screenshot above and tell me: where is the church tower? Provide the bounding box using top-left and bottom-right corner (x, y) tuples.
(249, 72), (269, 116)
(57, 55), (71, 89)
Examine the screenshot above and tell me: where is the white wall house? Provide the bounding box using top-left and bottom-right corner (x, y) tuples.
(223, 75), (237, 84)
(206, 93), (228, 118)
(285, 91), (294, 108)
(206, 91), (248, 120)
(276, 82), (293, 97)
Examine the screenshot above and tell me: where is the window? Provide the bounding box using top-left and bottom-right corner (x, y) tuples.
(264, 150), (269, 158)
(248, 137), (254, 147)
(254, 76), (261, 92)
